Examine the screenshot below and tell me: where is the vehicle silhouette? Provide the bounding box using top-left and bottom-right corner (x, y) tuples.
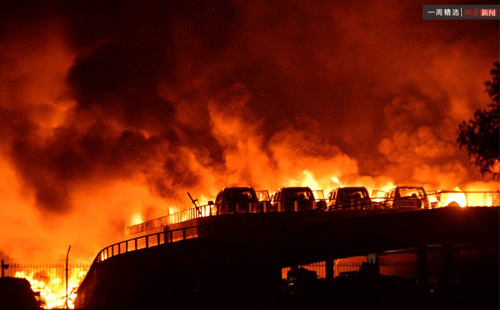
(270, 187), (318, 212)
(209, 187), (261, 214)
(327, 187), (373, 210)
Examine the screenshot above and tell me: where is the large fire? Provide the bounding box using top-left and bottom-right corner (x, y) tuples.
(0, 1), (498, 307)
(14, 267), (88, 309)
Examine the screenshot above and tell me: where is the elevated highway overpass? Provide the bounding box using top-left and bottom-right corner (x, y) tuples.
(75, 206), (499, 309)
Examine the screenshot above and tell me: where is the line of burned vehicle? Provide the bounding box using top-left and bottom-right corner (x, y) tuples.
(207, 185), (432, 215)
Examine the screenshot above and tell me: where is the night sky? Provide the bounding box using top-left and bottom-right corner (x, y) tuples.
(0, 0), (498, 262)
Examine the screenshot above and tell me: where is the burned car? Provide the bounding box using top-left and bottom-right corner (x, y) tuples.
(209, 186), (260, 214)
(270, 187), (319, 212)
(384, 186), (430, 209)
(327, 187), (372, 210)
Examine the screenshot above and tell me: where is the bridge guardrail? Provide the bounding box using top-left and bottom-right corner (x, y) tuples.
(126, 205), (213, 235)
(126, 199), (328, 235)
(76, 225), (201, 307)
(126, 191), (500, 236)
(103, 191), (500, 267)
(78, 191), (499, 307)
(427, 190), (500, 208)
(96, 226), (200, 263)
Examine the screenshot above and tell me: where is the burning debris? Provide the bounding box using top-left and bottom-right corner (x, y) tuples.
(1, 262), (89, 309)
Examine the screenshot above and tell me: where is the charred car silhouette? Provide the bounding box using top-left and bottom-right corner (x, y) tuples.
(383, 186), (430, 209)
(327, 187), (373, 210)
(209, 187), (261, 214)
(270, 186), (321, 212)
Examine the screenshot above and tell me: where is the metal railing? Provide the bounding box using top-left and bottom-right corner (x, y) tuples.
(126, 205), (213, 235)
(101, 191), (500, 266)
(126, 191), (500, 236)
(427, 190), (500, 208)
(6, 263), (91, 309)
(78, 194), (499, 307)
(282, 261), (417, 280)
(76, 225), (201, 307)
(126, 200), (327, 235)
(95, 225), (200, 264)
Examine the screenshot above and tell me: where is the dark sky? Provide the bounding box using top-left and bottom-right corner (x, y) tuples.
(0, 0), (498, 261)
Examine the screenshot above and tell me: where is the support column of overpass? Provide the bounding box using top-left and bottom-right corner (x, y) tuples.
(325, 259), (334, 280)
(417, 245), (428, 286)
(441, 243), (454, 297)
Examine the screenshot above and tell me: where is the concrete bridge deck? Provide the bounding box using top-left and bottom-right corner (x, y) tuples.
(76, 206), (499, 309)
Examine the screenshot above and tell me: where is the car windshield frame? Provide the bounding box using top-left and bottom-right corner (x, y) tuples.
(282, 188), (314, 200)
(398, 187), (426, 198)
(225, 188), (258, 202)
(338, 188), (369, 199)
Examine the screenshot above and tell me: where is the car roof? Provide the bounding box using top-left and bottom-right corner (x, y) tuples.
(279, 186), (312, 190)
(394, 186), (425, 189)
(222, 186), (255, 190)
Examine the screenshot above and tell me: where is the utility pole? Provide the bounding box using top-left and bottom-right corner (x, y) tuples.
(65, 246), (71, 309)
(1, 260), (9, 278)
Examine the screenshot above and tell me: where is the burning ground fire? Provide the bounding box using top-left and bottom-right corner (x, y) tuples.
(11, 266), (88, 309)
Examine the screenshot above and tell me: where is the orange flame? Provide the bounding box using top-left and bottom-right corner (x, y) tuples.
(14, 268), (88, 309)
(441, 188), (467, 208)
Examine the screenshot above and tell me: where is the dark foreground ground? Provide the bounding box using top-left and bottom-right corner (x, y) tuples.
(0, 277), (42, 310)
(85, 261), (498, 310)
(278, 264), (499, 310)
(4, 261), (499, 310)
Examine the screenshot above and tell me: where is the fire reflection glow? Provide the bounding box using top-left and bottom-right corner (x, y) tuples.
(437, 188), (468, 208)
(129, 212), (144, 227)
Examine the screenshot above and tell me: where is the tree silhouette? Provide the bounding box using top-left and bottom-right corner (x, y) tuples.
(457, 62), (499, 180)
